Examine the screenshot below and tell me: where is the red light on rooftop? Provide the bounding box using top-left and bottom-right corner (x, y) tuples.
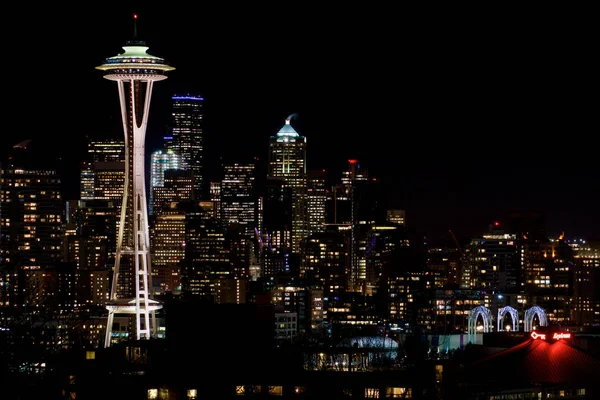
(348, 159), (358, 164)
(133, 14), (138, 19)
(494, 221), (500, 226)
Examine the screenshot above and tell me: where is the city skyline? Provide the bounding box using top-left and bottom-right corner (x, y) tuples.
(2, 7), (600, 398)
(3, 5), (598, 242)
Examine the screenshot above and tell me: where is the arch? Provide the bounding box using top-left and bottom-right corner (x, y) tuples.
(497, 305), (519, 332)
(524, 305), (548, 332)
(467, 305), (493, 343)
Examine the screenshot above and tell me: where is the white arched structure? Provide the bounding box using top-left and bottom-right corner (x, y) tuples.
(467, 305), (493, 343)
(497, 305), (519, 332)
(524, 305), (548, 332)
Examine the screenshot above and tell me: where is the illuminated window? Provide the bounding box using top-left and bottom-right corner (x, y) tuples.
(148, 389), (158, 399)
(294, 386), (305, 394)
(386, 387), (411, 398)
(268, 385), (283, 396)
(365, 388), (380, 398)
(187, 389), (197, 399)
(435, 364), (443, 382)
(235, 386), (245, 395)
(85, 351), (95, 360)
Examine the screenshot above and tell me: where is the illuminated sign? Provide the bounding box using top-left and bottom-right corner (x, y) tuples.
(530, 331), (572, 341)
(552, 332), (571, 340)
(530, 331), (546, 340)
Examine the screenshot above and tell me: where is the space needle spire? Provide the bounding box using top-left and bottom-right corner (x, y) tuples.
(96, 14), (175, 347)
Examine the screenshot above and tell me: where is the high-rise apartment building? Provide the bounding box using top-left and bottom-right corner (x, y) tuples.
(463, 232), (519, 292)
(267, 115), (308, 254)
(568, 239), (600, 328)
(0, 142), (63, 307)
(167, 95), (203, 199)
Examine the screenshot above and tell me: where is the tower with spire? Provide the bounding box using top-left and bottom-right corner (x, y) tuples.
(96, 14), (175, 347)
(267, 114), (308, 255)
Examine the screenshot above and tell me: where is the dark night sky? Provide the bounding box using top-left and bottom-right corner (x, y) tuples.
(1, 4), (598, 243)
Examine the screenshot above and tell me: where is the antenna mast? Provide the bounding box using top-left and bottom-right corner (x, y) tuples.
(133, 14), (138, 38)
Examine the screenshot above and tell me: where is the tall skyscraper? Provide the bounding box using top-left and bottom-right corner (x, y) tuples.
(267, 114), (308, 254)
(307, 169), (327, 236)
(150, 209), (185, 295)
(96, 17), (174, 347)
(328, 159), (385, 292)
(167, 95), (203, 199)
(149, 149), (183, 215)
(220, 161), (257, 239)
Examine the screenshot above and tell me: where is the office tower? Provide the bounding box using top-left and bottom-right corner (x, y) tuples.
(224, 223), (251, 280)
(178, 201), (230, 302)
(220, 161), (257, 239)
(0, 142), (63, 307)
(69, 199), (118, 269)
(151, 169), (193, 215)
(307, 170), (327, 235)
(329, 160), (385, 292)
(209, 181), (222, 221)
(426, 245), (462, 288)
(149, 149), (183, 215)
(167, 95), (203, 199)
(80, 138), (125, 201)
(387, 209), (406, 226)
(216, 278), (247, 304)
(63, 199), (116, 306)
(96, 20), (174, 347)
(327, 159), (368, 225)
(300, 231), (349, 297)
(362, 224), (408, 291)
(150, 209), (185, 295)
(271, 285), (324, 334)
(267, 114), (308, 254)
(260, 177), (293, 277)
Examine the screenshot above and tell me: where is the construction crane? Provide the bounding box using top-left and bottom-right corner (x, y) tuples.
(449, 229), (463, 255)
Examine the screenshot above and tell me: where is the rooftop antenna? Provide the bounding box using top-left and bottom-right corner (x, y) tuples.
(133, 13), (138, 38)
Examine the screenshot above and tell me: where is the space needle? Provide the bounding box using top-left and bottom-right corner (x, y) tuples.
(96, 14), (175, 347)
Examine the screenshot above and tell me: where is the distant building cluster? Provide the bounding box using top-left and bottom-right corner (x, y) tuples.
(1, 102), (599, 350)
